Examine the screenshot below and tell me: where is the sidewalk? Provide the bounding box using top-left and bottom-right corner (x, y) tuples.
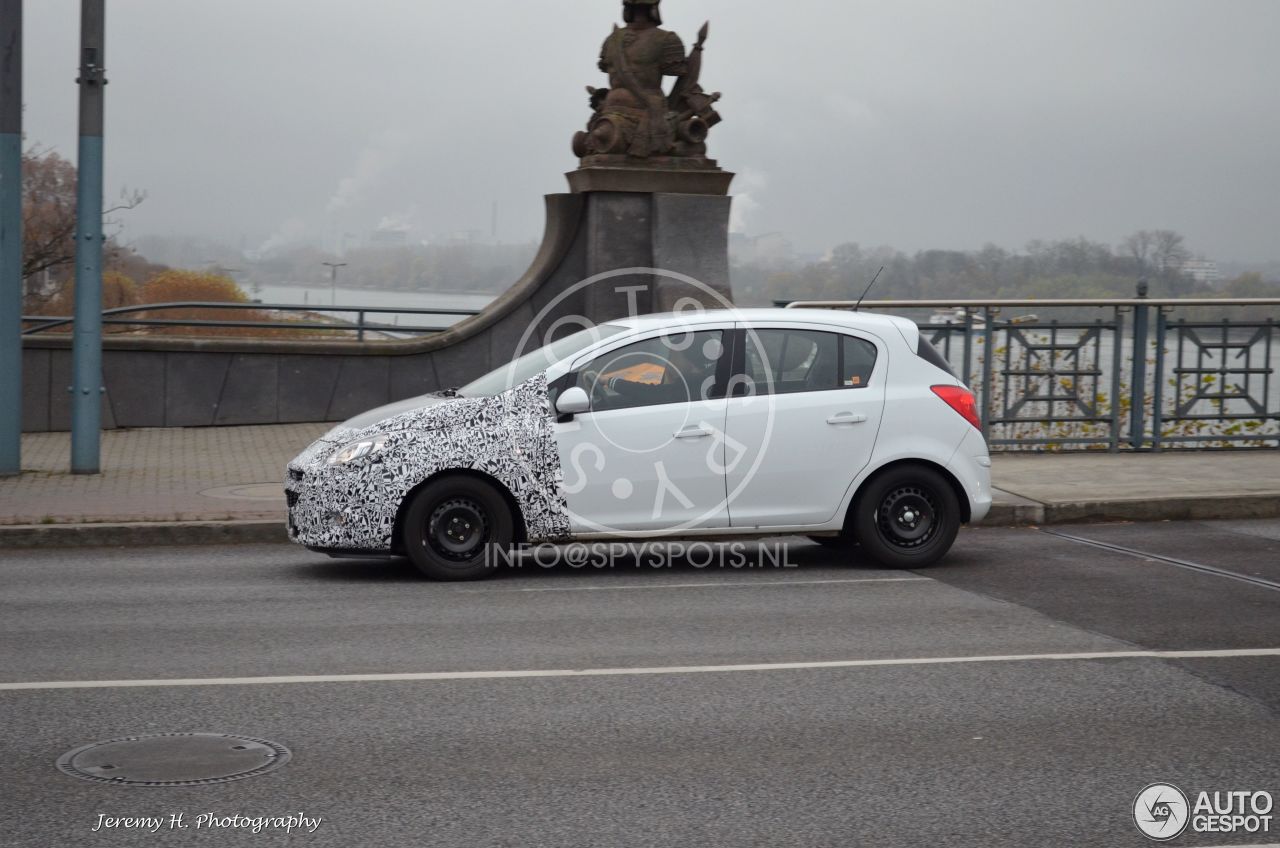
(2, 424), (329, 525)
(2, 424), (1279, 546)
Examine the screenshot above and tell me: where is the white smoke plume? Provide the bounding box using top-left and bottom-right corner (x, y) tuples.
(249, 218), (308, 259)
(730, 169), (767, 234)
(326, 129), (412, 214)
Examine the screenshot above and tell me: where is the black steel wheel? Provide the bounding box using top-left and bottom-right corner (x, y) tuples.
(427, 496), (490, 561)
(401, 475), (514, 581)
(852, 465), (961, 568)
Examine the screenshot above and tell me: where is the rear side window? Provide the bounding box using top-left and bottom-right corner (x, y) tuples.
(917, 336), (958, 379)
(743, 330), (838, 395)
(740, 329), (878, 395)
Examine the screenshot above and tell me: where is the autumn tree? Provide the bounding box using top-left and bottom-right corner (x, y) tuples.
(136, 270), (261, 336)
(33, 272), (141, 332)
(21, 147), (146, 311)
(20, 149), (77, 308)
(138, 269), (248, 305)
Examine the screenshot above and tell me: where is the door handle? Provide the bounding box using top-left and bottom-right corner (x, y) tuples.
(826, 412), (868, 425)
(674, 426), (713, 439)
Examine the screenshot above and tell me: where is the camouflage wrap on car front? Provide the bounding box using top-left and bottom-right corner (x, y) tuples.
(285, 373), (571, 550)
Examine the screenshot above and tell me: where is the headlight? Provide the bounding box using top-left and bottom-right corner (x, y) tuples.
(327, 434), (391, 466)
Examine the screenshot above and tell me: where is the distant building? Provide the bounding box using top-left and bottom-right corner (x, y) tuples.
(369, 227), (409, 247)
(1180, 257), (1222, 287)
(430, 230), (484, 245)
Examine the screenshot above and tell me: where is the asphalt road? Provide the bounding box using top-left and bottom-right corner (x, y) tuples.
(2, 520), (1279, 847)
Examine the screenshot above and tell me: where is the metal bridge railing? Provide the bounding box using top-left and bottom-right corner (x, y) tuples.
(780, 297), (1280, 451)
(20, 301), (483, 342)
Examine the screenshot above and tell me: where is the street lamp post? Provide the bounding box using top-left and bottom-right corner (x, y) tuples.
(321, 261), (346, 306)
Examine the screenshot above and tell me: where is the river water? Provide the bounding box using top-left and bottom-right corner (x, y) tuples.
(251, 283), (495, 332)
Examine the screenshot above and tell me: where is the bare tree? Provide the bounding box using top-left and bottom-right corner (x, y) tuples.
(1150, 229), (1190, 273)
(1123, 230), (1155, 270)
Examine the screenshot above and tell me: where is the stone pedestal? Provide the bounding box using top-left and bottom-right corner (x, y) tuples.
(568, 165), (735, 316)
(567, 161), (734, 197)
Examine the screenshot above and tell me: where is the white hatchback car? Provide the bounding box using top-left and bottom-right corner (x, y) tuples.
(285, 308), (991, 579)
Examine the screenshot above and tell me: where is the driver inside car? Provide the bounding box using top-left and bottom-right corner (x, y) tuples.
(582, 334), (719, 410)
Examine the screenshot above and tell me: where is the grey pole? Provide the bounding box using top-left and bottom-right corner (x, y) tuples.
(322, 261), (346, 306)
(0, 0), (22, 476)
(1129, 278), (1150, 450)
(69, 0), (105, 473)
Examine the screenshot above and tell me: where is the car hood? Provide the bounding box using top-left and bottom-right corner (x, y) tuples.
(290, 375), (550, 473)
(313, 391), (463, 447)
(337, 392), (458, 431)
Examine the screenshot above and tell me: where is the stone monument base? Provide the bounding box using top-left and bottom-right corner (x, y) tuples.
(567, 161), (734, 196)
(571, 186), (734, 314)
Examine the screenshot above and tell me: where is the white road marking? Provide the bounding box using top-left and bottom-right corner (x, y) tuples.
(2, 648), (1277, 692)
(453, 577), (930, 593)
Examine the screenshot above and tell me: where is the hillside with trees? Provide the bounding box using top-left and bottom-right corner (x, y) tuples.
(732, 231), (1280, 308)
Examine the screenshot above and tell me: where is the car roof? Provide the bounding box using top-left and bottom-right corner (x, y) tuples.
(606, 307), (918, 346)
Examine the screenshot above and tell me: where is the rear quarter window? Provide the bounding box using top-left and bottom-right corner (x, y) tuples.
(841, 335), (878, 388)
(916, 336), (959, 380)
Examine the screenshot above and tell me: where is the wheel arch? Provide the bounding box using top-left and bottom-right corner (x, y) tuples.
(391, 468), (529, 553)
(844, 458), (971, 530)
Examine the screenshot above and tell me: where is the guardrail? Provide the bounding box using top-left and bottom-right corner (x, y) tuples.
(20, 301), (484, 341)
(779, 297), (1280, 451)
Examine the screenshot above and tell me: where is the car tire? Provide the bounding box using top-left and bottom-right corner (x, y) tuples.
(852, 465), (960, 568)
(401, 475), (515, 581)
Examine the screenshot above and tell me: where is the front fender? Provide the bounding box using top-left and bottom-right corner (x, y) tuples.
(288, 374), (572, 551)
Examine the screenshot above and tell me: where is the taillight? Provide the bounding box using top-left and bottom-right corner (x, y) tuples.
(931, 385), (981, 430)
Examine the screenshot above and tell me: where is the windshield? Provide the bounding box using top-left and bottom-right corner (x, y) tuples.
(457, 324), (627, 397)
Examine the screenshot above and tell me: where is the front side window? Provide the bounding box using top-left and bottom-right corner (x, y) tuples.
(577, 330), (725, 412)
(738, 329), (878, 395)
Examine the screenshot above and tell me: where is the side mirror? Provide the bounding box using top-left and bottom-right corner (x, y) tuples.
(555, 386), (591, 416)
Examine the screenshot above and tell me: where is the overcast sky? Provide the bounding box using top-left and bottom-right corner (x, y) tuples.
(19, 0), (1280, 262)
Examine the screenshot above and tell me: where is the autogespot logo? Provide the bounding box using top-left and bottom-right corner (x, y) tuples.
(1133, 783), (1190, 841)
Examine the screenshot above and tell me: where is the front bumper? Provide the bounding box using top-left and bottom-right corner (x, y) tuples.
(284, 441), (400, 552)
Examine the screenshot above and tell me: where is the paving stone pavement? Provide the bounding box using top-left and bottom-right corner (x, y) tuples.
(0, 424), (329, 525)
(0, 424), (1278, 527)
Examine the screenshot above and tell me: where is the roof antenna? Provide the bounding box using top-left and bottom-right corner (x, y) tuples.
(853, 266), (884, 311)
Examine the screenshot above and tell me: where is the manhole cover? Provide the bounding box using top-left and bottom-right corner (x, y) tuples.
(56, 733), (291, 787)
(199, 483), (285, 502)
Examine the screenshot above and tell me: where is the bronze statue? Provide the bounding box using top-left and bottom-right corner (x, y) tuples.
(573, 0), (722, 165)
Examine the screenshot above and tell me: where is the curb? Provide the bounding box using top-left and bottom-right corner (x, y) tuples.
(1041, 493), (1280, 524)
(0, 520), (287, 548)
(982, 502), (1045, 526)
(981, 492), (1280, 527)
(2, 494), (1279, 548)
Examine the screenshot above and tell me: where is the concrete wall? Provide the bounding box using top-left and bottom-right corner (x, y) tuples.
(21, 191), (733, 432)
